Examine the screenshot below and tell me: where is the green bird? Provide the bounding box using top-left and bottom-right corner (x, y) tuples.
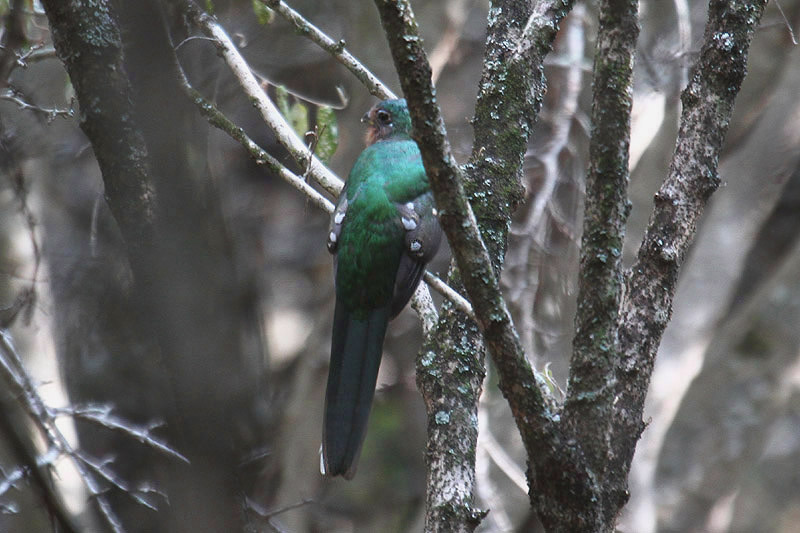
(322, 99), (442, 479)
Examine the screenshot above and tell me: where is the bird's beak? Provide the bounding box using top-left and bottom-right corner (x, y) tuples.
(361, 111), (370, 124)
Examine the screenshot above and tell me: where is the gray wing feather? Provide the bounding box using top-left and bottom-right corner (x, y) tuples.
(390, 191), (442, 317)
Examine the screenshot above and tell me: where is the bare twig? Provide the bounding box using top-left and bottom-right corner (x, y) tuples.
(0, 330), (125, 532)
(422, 271), (473, 319)
(176, 4), (468, 322)
(0, 330), (194, 531)
(246, 496), (314, 519)
(51, 405), (189, 464)
(261, 0), (396, 99)
(179, 71), (336, 212)
(183, 3), (343, 197)
(14, 44), (58, 66)
(74, 451), (167, 511)
(0, 87), (75, 121)
(774, 0), (798, 45)
(0, 448), (59, 500)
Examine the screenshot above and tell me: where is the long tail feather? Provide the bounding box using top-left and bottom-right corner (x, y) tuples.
(322, 301), (390, 479)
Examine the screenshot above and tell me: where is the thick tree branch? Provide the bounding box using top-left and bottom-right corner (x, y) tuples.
(466, 0), (575, 240)
(562, 0), (639, 502)
(41, 0), (157, 270)
(373, 1), (575, 530)
(611, 0), (770, 477)
(374, 0), (556, 437)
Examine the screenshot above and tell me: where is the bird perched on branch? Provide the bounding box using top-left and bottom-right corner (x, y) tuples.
(322, 99), (442, 479)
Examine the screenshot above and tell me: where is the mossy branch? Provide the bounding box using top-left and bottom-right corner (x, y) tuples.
(373, 0), (555, 433)
(562, 0), (639, 481)
(373, 0), (573, 530)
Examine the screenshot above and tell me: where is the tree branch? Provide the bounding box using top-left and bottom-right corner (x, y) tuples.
(562, 0), (639, 503)
(1, 87), (76, 121)
(261, 0), (396, 100)
(467, 0), (575, 237)
(180, 72), (336, 213)
(373, 0), (574, 530)
(182, 1), (342, 197)
(373, 0), (556, 436)
(41, 0), (157, 268)
(611, 0), (770, 476)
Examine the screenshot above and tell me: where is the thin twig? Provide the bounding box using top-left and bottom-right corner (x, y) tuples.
(774, 0), (798, 45)
(74, 451), (167, 511)
(0, 330), (125, 532)
(183, 3), (343, 197)
(51, 405), (190, 464)
(262, 0), (396, 99)
(1, 87), (75, 121)
(422, 271), (473, 320)
(175, 6), (466, 320)
(179, 71), (336, 212)
(246, 496), (314, 519)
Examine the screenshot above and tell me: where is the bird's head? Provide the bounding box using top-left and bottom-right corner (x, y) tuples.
(362, 98), (412, 145)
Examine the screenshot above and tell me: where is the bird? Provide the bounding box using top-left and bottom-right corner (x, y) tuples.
(322, 99), (442, 479)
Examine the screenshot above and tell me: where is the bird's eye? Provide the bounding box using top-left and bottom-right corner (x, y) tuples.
(376, 110), (391, 124)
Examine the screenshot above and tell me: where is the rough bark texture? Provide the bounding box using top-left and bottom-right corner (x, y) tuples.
(374, 0), (569, 531)
(40, 0), (157, 268)
(376, 0), (769, 530)
(417, 302), (487, 533)
(465, 0), (574, 262)
(611, 0), (770, 484)
(558, 0), (640, 526)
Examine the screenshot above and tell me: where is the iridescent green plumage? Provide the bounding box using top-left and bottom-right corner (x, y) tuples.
(323, 99), (441, 479)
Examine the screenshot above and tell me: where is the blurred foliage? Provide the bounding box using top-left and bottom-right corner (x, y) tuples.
(315, 105), (338, 164)
(276, 85), (309, 140)
(251, 0), (274, 25)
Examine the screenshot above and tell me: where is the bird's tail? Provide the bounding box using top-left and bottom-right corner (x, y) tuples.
(322, 301), (390, 479)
